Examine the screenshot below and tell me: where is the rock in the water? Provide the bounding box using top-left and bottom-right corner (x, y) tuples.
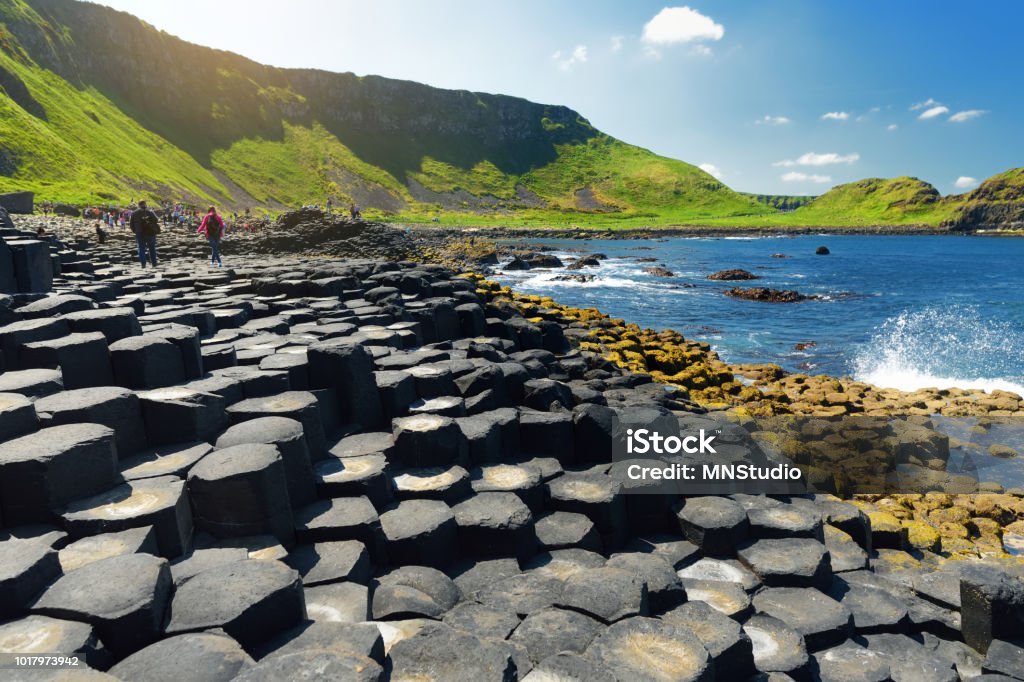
(707, 268), (759, 281)
(725, 287), (818, 303)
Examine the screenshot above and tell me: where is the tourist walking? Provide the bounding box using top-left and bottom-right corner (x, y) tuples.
(129, 200), (161, 267)
(198, 206), (225, 266)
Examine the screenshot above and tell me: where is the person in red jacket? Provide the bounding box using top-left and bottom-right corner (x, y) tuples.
(198, 206), (225, 266)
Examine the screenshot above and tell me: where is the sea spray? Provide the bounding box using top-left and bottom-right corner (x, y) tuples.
(852, 305), (1024, 395)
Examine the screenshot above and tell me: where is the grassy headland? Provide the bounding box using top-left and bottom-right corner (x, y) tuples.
(1, 0), (1021, 232)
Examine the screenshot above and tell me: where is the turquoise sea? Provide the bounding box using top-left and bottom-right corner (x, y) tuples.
(492, 234), (1024, 396)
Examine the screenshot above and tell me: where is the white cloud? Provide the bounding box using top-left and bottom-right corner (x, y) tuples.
(887, 124), (898, 131)
(954, 176), (979, 189)
(755, 115), (790, 126)
(553, 45), (588, 71)
(918, 105), (950, 120)
(642, 7), (724, 46)
(781, 172), (831, 184)
(774, 152), (860, 167)
(610, 35), (624, 52)
(949, 109), (986, 123)
(821, 111), (850, 121)
(910, 98), (940, 111)
(690, 44), (713, 57)
(698, 162), (723, 179)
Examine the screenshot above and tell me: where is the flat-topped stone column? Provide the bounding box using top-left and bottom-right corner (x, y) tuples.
(188, 443), (295, 545)
(0, 423), (119, 524)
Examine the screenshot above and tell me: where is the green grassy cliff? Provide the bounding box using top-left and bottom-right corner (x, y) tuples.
(0, 0), (771, 224)
(0, 0), (1020, 228)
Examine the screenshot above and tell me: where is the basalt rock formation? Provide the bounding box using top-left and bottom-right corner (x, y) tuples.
(1, 213), (1023, 680)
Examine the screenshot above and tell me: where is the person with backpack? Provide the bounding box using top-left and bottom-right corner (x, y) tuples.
(198, 206), (224, 267)
(129, 200), (161, 267)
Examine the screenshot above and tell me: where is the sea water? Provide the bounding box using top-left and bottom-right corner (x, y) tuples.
(491, 234), (1024, 395)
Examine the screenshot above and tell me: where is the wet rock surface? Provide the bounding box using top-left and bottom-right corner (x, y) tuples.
(724, 286), (819, 303)
(0, 215), (1022, 679)
(707, 268), (759, 281)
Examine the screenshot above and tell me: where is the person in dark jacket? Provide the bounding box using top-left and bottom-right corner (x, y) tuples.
(198, 206), (225, 266)
(129, 200), (160, 267)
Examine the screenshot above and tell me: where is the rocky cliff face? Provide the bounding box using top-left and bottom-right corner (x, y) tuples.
(14, 0), (595, 177)
(944, 170), (1024, 230)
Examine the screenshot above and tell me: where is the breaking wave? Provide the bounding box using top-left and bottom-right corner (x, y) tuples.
(852, 306), (1024, 395)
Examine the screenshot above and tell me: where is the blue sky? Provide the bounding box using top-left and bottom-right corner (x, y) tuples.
(93, 0), (1022, 195)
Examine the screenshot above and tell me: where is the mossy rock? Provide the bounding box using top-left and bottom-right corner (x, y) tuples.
(902, 520), (941, 552)
(967, 517), (1003, 539)
(988, 443), (1018, 459)
(940, 536), (977, 557)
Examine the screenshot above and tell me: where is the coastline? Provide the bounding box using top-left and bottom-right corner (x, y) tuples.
(401, 222), (1024, 240)
(403, 223), (965, 240)
(466, 274), (1024, 418)
(464, 274), (1024, 559)
(36, 214), (1023, 416)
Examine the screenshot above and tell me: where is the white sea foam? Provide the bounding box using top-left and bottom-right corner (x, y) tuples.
(852, 306), (1024, 396)
(855, 363), (1024, 395)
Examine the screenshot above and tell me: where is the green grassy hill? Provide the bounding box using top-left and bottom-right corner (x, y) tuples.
(0, 0), (771, 224)
(700, 177), (965, 228)
(0, 0), (1019, 229)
